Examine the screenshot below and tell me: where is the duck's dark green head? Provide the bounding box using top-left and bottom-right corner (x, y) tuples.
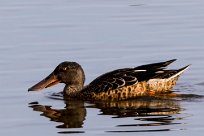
(28, 61), (85, 92)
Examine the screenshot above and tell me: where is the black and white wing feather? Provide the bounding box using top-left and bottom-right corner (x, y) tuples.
(85, 59), (177, 93)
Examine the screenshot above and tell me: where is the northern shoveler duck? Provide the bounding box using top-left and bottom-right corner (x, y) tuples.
(28, 59), (190, 101)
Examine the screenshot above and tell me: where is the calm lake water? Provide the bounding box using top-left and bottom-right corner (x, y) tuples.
(0, 0), (204, 135)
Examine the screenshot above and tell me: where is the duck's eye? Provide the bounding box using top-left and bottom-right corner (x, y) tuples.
(63, 67), (67, 71)
(60, 67), (67, 71)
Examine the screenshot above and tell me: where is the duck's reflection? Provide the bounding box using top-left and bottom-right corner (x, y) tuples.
(90, 97), (181, 118)
(29, 99), (86, 128)
(29, 96), (181, 130)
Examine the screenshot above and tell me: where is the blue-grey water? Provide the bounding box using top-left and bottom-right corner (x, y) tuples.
(0, 0), (204, 135)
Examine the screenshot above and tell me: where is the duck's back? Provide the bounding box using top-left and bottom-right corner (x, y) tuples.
(80, 60), (190, 101)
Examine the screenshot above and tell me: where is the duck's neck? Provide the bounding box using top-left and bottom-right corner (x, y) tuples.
(63, 84), (84, 97)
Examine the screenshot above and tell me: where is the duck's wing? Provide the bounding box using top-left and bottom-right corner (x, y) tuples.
(134, 59), (176, 70)
(84, 59), (178, 93)
(85, 68), (145, 93)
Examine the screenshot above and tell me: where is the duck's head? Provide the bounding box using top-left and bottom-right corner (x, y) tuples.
(28, 61), (85, 93)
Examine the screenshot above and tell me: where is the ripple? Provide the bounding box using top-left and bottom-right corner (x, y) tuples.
(58, 131), (85, 134)
(106, 129), (171, 133)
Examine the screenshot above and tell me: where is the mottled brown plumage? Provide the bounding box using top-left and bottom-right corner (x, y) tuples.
(28, 59), (190, 101)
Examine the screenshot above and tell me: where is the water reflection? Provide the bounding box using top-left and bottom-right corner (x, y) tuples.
(29, 96), (182, 133)
(90, 97), (180, 117)
(29, 99), (86, 129)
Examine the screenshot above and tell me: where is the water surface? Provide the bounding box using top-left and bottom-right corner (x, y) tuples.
(0, 0), (204, 135)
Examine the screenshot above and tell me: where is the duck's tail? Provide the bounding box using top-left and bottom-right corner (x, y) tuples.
(167, 65), (191, 81)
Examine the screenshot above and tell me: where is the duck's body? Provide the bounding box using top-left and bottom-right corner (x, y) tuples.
(28, 59), (190, 101)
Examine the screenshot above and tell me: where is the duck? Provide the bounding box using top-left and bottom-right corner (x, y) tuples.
(28, 59), (190, 101)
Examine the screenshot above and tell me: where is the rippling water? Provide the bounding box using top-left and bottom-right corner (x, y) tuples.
(0, 0), (204, 135)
